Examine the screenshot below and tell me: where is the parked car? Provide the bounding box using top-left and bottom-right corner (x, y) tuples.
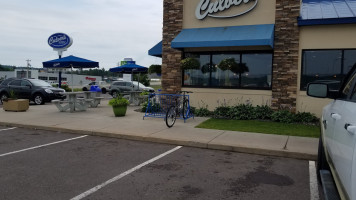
(109, 81), (154, 98)
(307, 64), (356, 200)
(0, 78), (66, 105)
(82, 81), (110, 94)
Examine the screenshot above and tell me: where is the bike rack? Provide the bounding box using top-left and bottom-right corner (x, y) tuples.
(143, 93), (194, 122)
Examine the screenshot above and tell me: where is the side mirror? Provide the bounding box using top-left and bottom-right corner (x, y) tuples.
(307, 83), (338, 99)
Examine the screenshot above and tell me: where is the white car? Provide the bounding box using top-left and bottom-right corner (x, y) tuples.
(82, 81), (110, 94)
(307, 65), (356, 200)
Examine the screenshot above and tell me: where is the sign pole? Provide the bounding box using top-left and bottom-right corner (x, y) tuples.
(58, 51), (62, 88)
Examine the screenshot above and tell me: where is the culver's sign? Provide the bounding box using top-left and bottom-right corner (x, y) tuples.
(48, 33), (73, 49)
(196, 0), (258, 20)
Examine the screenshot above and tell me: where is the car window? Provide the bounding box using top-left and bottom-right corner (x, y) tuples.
(0, 78), (16, 86)
(29, 79), (51, 87)
(21, 80), (31, 87)
(125, 82), (132, 87)
(341, 70), (356, 99)
(9, 80), (22, 86)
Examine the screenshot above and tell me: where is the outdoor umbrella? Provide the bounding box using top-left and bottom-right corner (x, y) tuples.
(109, 63), (148, 90)
(109, 63), (148, 73)
(43, 55), (99, 91)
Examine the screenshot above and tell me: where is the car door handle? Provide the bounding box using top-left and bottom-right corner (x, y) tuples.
(344, 124), (356, 135)
(331, 113), (341, 120)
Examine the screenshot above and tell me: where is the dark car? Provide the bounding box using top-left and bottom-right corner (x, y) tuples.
(0, 78), (66, 105)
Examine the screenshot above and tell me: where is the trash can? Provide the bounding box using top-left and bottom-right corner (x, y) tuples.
(90, 85), (102, 92)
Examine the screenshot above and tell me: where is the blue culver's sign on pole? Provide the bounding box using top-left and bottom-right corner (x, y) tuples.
(48, 33), (73, 58)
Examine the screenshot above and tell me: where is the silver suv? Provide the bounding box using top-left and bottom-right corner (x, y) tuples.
(307, 64), (356, 200)
(109, 81), (154, 98)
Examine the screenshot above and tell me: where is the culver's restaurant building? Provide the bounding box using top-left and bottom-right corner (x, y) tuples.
(149, 0), (356, 116)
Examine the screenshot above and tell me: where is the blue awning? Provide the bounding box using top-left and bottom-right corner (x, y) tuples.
(148, 41), (162, 57)
(171, 24), (275, 49)
(298, 0), (356, 26)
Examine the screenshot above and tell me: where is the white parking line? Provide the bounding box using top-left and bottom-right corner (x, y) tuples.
(70, 146), (183, 200)
(0, 135), (88, 157)
(0, 127), (17, 132)
(309, 161), (320, 200)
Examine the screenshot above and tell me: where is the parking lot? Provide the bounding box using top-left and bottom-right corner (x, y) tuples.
(0, 126), (320, 200)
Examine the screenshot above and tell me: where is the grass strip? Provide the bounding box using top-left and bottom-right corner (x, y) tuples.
(196, 119), (320, 138)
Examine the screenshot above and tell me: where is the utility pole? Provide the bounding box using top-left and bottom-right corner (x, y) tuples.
(26, 59), (31, 78)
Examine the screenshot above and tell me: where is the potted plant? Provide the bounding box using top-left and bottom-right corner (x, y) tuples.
(3, 90), (29, 112)
(108, 95), (130, 117)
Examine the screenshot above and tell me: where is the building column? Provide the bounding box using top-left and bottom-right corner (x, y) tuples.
(162, 0), (183, 94)
(272, 0), (300, 112)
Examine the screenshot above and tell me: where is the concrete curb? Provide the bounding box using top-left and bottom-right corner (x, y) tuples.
(0, 122), (317, 161)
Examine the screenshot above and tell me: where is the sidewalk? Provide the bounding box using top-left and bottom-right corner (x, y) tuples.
(0, 100), (318, 160)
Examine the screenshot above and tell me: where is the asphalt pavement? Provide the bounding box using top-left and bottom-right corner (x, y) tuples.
(0, 126), (316, 200)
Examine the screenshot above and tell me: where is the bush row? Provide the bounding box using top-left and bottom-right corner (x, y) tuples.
(192, 104), (319, 124)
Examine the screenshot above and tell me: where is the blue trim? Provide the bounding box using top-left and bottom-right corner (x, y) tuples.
(299, 0), (356, 26)
(171, 24), (275, 49)
(148, 41), (162, 57)
(298, 17), (356, 26)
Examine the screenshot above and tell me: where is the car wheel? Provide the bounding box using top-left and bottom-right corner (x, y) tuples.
(317, 137), (330, 182)
(112, 91), (119, 98)
(0, 93), (9, 104)
(83, 87), (88, 91)
(33, 94), (45, 105)
(101, 88), (107, 94)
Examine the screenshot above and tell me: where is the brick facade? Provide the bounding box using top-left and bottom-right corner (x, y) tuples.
(162, 0), (183, 94)
(271, 0), (300, 112)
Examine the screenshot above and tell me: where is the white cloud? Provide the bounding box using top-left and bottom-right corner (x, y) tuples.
(0, 0), (163, 69)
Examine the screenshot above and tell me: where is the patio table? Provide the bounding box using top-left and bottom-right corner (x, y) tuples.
(127, 91), (144, 106)
(52, 92), (92, 112)
(82, 91), (104, 108)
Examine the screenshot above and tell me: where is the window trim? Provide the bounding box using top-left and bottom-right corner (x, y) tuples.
(182, 50), (274, 90)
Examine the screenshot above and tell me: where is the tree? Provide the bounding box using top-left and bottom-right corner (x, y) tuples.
(133, 74), (150, 86)
(148, 64), (161, 74)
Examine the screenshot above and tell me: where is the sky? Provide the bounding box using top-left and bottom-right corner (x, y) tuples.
(0, 0), (163, 70)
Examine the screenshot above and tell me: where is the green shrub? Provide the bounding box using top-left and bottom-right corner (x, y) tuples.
(271, 110), (294, 123)
(213, 106), (231, 119)
(228, 104), (256, 120)
(60, 85), (71, 92)
(255, 105), (273, 120)
(141, 101), (148, 112)
(293, 112), (319, 124)
(195, 107), (213, 117)
(140, 91), (149, 96)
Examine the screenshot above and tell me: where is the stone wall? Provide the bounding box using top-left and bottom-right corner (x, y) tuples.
(271, 0), (300, 112)
(162, 0), (183, 94)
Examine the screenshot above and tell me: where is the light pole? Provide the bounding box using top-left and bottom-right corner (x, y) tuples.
(26, 59), (31, 78)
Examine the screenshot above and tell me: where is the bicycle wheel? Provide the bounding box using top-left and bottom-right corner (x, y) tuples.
(165, 106), (177, 128)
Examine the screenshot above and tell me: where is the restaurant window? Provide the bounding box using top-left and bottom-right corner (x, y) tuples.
(49, 77), (57, 81)
(183, 52), (272, 89)
(301, 49), (356, 91)
(211, 54), (240, 87)
(183, 54), (210, 86)
(241, 53), (272, 88)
